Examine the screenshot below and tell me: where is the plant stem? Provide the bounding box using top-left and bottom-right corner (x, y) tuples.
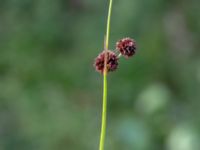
(105, 0), (113, 50)
(99, 0), (113, 150)
(99, 70), (107, 150)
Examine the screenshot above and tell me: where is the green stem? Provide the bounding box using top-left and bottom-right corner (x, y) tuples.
(105, 0), (113, 50)
(99, 0), (113, 150)
(99, 70), (107, 150)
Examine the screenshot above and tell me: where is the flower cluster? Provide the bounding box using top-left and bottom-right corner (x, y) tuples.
(94, 50), (118, 73)
(94, 37), (136, 73)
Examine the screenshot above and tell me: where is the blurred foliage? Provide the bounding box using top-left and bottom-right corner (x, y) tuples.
(0, 0), (200, 150)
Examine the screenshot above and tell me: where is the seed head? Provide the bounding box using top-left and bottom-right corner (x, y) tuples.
(94, 50), (118, 73)
(116, 37), (136, 58)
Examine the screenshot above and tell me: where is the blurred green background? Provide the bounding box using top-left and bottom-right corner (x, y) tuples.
(0, 0), (200, 150)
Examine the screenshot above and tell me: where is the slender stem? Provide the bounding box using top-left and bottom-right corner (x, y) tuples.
(105, 0), (113, 49)
(99, 0), (113, 150)
(99, 70), (107, 150)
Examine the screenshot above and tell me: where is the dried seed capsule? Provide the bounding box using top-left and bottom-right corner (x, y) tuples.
(116, 37), (136, 58)
(94, 50), (118, 73)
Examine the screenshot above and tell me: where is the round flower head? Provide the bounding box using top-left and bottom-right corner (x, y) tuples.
(116, 37), (136, 58)
(94, 50), (118, 73)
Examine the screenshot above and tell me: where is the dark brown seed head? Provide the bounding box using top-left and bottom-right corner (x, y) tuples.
(94, 50), (118, 73)
(116, 37), (136, 58)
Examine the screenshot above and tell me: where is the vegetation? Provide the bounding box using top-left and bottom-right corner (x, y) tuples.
(0, 0), (200, 150)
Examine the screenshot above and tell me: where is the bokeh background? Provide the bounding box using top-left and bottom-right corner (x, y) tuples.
(0, 0), (200, 150)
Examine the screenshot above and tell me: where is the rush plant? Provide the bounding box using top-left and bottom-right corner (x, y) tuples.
(93, 0), (137, 150)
